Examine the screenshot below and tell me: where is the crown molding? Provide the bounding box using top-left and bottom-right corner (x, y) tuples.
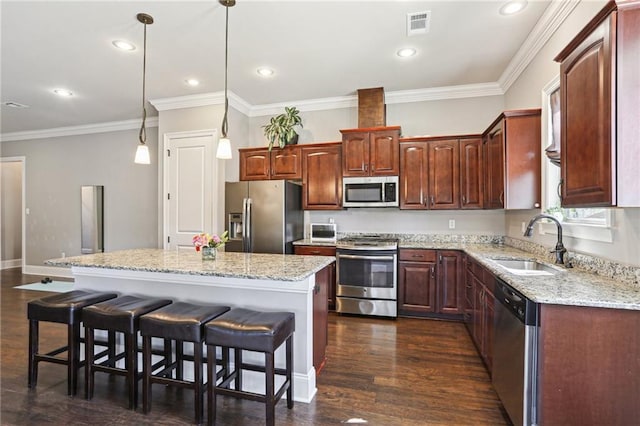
(386, 83), (504, 104)
(248, 95), (357, 117)
(0, 117), (158, 142)
(149, 90), (252, 116)
(498, 0), (581, 92)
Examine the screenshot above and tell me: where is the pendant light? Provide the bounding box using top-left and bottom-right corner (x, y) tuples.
(216, 0), (235, 160)
(134, 13), (154, 165)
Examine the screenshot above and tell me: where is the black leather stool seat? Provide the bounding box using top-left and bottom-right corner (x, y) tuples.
(205, 308), (295, 426)
(140, 302), (231, 424)
(27, 290), (118, 396)
(83, 295), (172, 409)
(140, 302), (230, 342)
(83, 295), (173, 333)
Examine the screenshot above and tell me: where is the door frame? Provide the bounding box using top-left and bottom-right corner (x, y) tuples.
(0, 156), (26, 270)
(161, 129), (222, 249)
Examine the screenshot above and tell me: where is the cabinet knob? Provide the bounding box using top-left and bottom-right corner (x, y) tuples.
(534, 202), (540, 208)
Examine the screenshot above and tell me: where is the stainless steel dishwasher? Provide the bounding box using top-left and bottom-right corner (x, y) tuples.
(492, 278), (539, 426)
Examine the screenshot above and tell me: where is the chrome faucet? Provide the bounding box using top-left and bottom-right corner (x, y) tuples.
(524, 214), (571, 267)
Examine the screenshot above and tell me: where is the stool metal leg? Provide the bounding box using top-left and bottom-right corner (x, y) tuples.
(265, 351), (275, 426)
(286, 335), (294, 409)
(28, 319), (39, 389)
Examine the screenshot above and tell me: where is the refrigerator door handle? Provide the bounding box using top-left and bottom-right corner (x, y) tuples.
(244, 198), (252, 253)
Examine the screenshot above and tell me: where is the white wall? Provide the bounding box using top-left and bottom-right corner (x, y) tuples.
(1, 128), (159, 267)
(502, 0), (639, 266)
(1, 161), (23, 262)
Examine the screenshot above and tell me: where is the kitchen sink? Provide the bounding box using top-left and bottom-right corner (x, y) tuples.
(488, 258), (565, 276)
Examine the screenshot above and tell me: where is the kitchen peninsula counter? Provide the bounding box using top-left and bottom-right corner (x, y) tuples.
(46, 248), (335, 403)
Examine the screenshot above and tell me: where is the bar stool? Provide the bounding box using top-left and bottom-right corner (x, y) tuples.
(83, 295), (172, 409)
(27, 290), (118, 396)
(205, 308), (295, 426)
(140, 302), (231, 424)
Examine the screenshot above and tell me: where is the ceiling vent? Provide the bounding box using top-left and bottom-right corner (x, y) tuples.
(407, 11), (431, 36)
(2, 101), (29, 108)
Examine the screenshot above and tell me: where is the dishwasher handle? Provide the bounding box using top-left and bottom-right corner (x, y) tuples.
(495, 278), (538, 326)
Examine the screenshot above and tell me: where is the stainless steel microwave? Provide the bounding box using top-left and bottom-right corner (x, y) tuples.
(342, 176), (399, 208)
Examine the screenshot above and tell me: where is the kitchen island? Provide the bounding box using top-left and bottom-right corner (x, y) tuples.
(46, 248), (335, 403)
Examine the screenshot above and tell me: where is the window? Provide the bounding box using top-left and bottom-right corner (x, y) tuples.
(541, 76), (613, 242)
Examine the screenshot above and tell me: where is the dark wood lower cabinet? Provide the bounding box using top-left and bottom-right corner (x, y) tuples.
(294, 245), (336, 310)
(464, 255), (494, 373)
(398, 249), (463, 319)
(312, 265), (331, 374)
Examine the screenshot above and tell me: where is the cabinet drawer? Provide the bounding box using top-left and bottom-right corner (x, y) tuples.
(399, 249), (437, 262)
(295, 246), (336, 256)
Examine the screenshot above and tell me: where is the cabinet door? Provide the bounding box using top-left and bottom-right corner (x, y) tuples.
(460, 138), (484, 209)
(302, 145), (342, 210)
(483, 289), (494, 372)
(560, 14), (615, 206)
(369, 129), (400, 176)
(270, 146), (302, 180)
(472, 276), (483, 348)
(464, 266), (475, 332)
(437, 251), (463, 315)
(342, 132), (370, 176)
(428, 140), (460, 209)
(240, 149), (270, 181)
(294, 245), (337, 310)
(484, 123), (505, 209)
(398, 260), (437, 316)
(399, 142), (428, 209)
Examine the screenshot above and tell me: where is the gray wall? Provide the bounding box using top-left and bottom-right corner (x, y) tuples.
(502, 0), (639, 266)
(1, 161), (23, 262)
(1, 128), (159, 267)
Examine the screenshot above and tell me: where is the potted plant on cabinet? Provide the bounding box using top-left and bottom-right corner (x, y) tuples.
(262, 106), (303, 150)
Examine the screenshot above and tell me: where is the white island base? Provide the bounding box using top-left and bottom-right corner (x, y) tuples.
(72, 265), (322, 403)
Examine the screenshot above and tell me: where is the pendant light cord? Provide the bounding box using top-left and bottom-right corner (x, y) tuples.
(221, 4), (229, 139)
(139, 20), (148, 145)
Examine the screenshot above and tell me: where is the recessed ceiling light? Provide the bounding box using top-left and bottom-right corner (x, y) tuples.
(53, 88), (73, 97)
(185, 78), (200, 87)
(397, 48), (417, 58)
(499, 0), (528, 15)
(112, 40), (136, 51)
(257, 67), (274, 77)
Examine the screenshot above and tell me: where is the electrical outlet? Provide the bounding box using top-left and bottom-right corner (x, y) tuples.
(329, 217), (334, 224)
(521, 222), (526, 233)
(61, 252), (66, 258)
(448, 219), (455, 229)
(26, 207), (30, 215)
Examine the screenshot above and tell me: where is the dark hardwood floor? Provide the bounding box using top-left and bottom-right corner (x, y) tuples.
(1, 267), (509, 425)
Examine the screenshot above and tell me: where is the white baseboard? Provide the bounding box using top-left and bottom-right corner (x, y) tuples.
(1, 259), (22, 270)
(22, 264), (73, 279)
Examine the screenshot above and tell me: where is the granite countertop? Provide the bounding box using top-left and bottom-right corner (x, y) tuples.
(292, 239), (336, 247)
(46, 248), (335, 282)
(400, 241), (640, 311)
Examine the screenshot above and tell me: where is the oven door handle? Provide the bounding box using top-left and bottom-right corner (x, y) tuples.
(337, 254), (395, 261)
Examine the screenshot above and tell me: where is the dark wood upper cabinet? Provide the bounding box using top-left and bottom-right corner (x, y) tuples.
(240, 148), (270, 181)
(460, 137), (484, 209)
(428, 139), (460, 210)
(555, 2), (640, 207)
(341, 126), (400, 177)
(400, 136), (480, 210)
(482, 110), (541, 210)
(302, 143), (342, 210)
(399, 141), (428, 209)
(239, 146), (301, 181)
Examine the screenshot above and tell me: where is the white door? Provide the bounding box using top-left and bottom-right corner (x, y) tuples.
(165, 131), (217, 251)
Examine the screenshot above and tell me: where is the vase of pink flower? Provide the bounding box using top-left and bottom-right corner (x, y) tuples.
(192, 231), (229, 260)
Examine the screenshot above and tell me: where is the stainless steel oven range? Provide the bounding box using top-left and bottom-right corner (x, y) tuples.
(335, 235), (398, 317)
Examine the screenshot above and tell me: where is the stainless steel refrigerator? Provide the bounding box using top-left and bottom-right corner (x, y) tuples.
(224, 180), (303, 254)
